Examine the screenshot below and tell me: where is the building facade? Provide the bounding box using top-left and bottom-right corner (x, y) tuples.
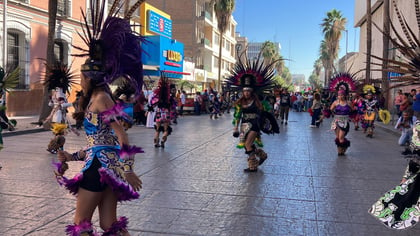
(146, 0), (237, 90)
(0, 0), (91, 116)
(247, 41), (281, 61)
(353, 0), (419, 109)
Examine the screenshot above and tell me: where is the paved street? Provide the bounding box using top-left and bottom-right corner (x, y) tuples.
(0, 111), (419, 236)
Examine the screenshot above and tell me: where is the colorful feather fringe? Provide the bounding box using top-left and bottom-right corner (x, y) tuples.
(102, 217), (128, 236)
(379, 109), (391, 125)
(65, 220), (98, 236)
(98, 168), (140, 201)
(119, 144), (144, 160)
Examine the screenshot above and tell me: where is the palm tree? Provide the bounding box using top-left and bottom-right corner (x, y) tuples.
(212, 0), (235, 92)
(261, 41), (277, 64)
(313, 58), (323, 78)
(320, 9), (347, 84)
(319, 40), (331, 86)
(38, 0), (58, 125)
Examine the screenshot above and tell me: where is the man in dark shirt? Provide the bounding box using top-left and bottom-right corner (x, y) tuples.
(279, 89), (291, 125)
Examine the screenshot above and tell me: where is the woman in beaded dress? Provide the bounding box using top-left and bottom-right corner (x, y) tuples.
(330, 89), (354, 156)
(54, 0), (145, 234)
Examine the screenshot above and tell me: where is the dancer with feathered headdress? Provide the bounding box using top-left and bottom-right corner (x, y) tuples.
(0, 66), (19, 169)
(360, 84), (379, 138)
(328, 72), (357, 156)
(42, 60), (77, 154)
(368, 0), (420, 230)
(150, 72), (174, 148)
(225, 50), (280, 172)
(54, 1), (145, 235)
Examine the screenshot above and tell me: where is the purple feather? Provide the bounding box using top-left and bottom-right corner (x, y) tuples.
(65, 220), (98, 236)
(101, 102), (128, 124)
(59, 173), (84, 195)
(52, 161), (64, 174)
(102, 217), (128, 236)
(98, 168), (140, 201)
(120, 144), (144, 160)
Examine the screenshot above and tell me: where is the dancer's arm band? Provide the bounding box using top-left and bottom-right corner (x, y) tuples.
(71, 151), (84, 161)
(122, 159), (134, 172)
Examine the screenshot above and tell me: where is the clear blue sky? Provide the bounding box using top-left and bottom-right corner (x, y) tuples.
(232, 0), (359, 81)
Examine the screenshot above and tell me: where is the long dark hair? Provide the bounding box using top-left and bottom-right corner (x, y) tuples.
(235, 91), (263, 110)
(72, 73), (112, 123)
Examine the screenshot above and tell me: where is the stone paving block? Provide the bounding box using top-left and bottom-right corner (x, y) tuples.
(1, 112), (420, 235)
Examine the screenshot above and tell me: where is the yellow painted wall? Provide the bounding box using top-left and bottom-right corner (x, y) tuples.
(140, 2), (171, 36)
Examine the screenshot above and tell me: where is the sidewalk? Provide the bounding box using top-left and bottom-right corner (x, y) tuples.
(2, 115), (44, 137)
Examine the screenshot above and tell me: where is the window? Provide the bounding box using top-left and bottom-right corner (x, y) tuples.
(213, 56), (219, 68)
(54, 41), (65, 63)
(7, 31), (27, 89)
(58, 0), (71, 17)
(214, 33), (220, 46)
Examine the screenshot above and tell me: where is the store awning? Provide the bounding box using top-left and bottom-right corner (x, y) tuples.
(160, 70), (191, 79)
(143, 65), (159, 71)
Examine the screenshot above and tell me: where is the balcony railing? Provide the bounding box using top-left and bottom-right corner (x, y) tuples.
(200, 38), (211, 47)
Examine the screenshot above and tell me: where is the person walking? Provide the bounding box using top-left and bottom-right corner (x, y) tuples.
(179, 90), (186, 117)
(352, 93), (364, 131)
(412, 89), (420, 119)
(145, 91), (156, 128)
(310, 93), (322, 128)
(54, 1), (144, 234)
(279, 89), (291, 125)
(194, 91), (202, 115)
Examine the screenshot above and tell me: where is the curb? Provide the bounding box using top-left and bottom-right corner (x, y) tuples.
(375, 123), (400, 137)
(2, 127), (46, 137)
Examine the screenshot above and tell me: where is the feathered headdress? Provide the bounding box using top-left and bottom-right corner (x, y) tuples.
(73, 0), (146, 96)
(42, 60), (77, 95)
(0, 66), (20, 93)
(328, 72), (358, 95)
(152, 72), (171, 109)
(363, 84), (376, 95)
(370, 0), (420, 89)
(224, 48), (278, 94)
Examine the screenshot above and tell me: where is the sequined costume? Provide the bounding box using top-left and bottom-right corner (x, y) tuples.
(56, 106), (139, 202)
(151, 74), (173, 148)
(369, 121), (420, 229)
(362, 97), (378, 137)
(331, 102), (352, 155)
(366, 0), (420, 230)
(233, 100), (273, 149)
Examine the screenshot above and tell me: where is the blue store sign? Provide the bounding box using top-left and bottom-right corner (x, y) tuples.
(142, 35), (185, 79)
(147, 10), (172, 38)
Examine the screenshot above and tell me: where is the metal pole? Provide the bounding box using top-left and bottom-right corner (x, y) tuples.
(2, 0), (7, 68)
